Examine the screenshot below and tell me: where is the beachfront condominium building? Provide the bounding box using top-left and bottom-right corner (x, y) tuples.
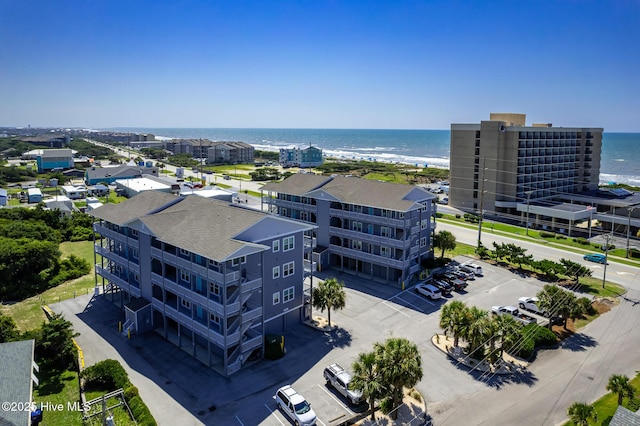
(279, 146), (324, 168)
(450, 113), (602, 217)
(90, 191), (316, 377)
(261, 174), (436, 286)
(164, 139), (254, 165)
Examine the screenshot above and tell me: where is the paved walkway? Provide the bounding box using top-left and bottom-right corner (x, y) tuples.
(50, 294), (204, 426)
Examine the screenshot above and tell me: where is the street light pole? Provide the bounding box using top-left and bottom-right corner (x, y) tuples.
(603, 233), (611, 288)
(627, 206), (637, 258)
(525, 190), (533, 236)
(477, 158), (486, 248)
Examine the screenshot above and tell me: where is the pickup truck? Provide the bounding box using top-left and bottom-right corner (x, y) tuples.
(323, 364), (364, 405)
(518, 297), (548, 317)
(491, 305), (537, 325)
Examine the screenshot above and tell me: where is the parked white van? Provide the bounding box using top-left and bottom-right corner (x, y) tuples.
(462, 264), (483, 276)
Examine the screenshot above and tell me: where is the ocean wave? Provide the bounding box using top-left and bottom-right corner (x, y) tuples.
(599, 173), (640, 186)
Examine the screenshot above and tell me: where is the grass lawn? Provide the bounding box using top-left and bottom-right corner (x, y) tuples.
(83, 390), (136, 426)
(564, 373), (640, 425)
(0, 240), (98, 332)
(33, 368), (82, 426)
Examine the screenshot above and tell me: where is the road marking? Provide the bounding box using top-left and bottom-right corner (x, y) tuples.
(398, 293), (432, 310)
(317, 384), (353, 414)
(382, 300), (411, 317)
(264, 403), (284, 425)
(235, 415), (245, 426)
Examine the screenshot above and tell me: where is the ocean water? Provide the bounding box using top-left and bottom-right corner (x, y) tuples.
(107, 127), (640, 186)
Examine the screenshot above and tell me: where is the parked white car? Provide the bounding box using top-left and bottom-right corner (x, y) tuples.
(275, 385), (317, 426)
(415, 283), (442, 300)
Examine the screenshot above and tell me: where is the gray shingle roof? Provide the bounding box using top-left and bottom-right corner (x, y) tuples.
(261, 173), (334, 195)
(611, 406), (640, 426)
(0, 340), (35, 426)
(89, 191), (179, 226)
(263, 174), (434, 211)
(140, 196), (269, 260)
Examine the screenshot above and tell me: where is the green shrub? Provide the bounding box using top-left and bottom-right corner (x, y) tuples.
(123, 386), (139, 400)
(81, 359), (130, 391)
(527, 324), (558, 347)
(435, 212), (444, 218)
(517, 336), (535, 359)
(540, 231), (555, 238)
(127, 395), (157, 426)
(455, 214), (461, 219)
(556, 235), (566, 240)
(628, 398), (640, 412)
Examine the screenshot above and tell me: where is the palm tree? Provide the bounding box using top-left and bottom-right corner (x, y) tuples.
(462, 306), (489, 359)
(375, 337), (423, 420)
(350, 351), (384, 422)
(606, 374), (635, 406)
(493, 314), (522, 358)
(567, 401), (597, 426)
(433, 230), (456, 258)
(439, 300), (469, 347)
(312, 278), (346, 330)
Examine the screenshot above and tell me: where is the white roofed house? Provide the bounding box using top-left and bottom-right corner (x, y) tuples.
(89, 192), (316, 377)
(262, 174), (437, 287)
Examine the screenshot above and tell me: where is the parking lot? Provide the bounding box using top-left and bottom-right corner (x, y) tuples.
(58, 256), (557, 426)
(225, 256), (554, 426)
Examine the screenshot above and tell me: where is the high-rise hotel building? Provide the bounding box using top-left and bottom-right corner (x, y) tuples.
(449, 113), (603, 216)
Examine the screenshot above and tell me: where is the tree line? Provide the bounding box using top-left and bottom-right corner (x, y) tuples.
(0, 206), (92, 301)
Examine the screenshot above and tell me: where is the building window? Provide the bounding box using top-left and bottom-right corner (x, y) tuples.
(209, 281), (220, 296)
(283, 236), (295, 251)
(421, 219), (428, 230)
(273, 240), (280, 252)
(180, 270), (190, 282)
(283, 261), (294, 277)
(232, 256), (245, 266)
(181, 298), (191, 309)
(131, 229), (138, 237)
(179, 248), (190, 257)
(381, 246), (390, 257)
(210, 313), (220, 324)
(273, 292), (280, 305)
(273, 266), (280, 279)
(352, 221), (363, 232)
(351, 240), (362, 250)
(381, 226), (390, 237)
(420, 237), (427, 247)
(283, 287), (294, 302)
(132, 248), (139, 259)
(281, 208), (287, 217)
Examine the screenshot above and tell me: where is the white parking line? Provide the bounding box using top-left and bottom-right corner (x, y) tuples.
(382, 300), (411, 317)
(317, 383), (353, 414)
(264, 403), (285, 425)
(235, 415), (245, 426)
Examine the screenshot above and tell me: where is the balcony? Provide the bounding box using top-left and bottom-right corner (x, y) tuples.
(329, 208), (408, 227)
(329, 245), (405, 269)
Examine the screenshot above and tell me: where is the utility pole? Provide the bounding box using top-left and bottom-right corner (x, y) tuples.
(525, 190), (533, 236)
(602, 233), (612, 288)
(627, 205), (637, 258)
(477, 158), (486, 248)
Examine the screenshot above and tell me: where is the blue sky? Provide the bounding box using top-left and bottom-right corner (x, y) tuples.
(1, 0), (638, 131)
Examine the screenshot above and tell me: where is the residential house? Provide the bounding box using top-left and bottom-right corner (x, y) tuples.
(261, 174), (437, 286)
(27, 188), (42, 203)
(85, 164), (159, 185)
(36, 149), (74, 172)
(61, 185), (87, 200)
(0, 340), (39, 426)
(90, 192), (316, 376)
